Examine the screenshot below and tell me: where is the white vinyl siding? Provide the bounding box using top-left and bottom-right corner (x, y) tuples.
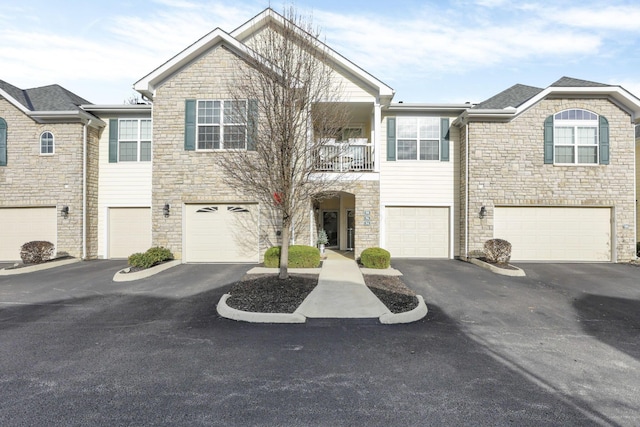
(185, 203), (259, 263)
(97, 116), (152, 258)
(494, 207), (611, 261)
(0, 207), (56, 260)
(385, 207), (449, 258)
(108, 208), (151, 258)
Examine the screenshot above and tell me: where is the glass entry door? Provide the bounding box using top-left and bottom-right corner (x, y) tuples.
(322, 211), (339, 247)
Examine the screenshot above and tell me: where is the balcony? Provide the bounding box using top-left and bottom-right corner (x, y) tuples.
(312, 138), (374, 172)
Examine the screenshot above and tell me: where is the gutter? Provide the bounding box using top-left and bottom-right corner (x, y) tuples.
(465, 123), (469, 260)
(82, 120), (91, 259)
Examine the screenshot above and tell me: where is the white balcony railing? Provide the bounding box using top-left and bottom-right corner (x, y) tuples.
(313, 138), (374, 172)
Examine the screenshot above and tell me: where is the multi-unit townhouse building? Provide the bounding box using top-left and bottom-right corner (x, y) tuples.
(1, 8), (639, 263)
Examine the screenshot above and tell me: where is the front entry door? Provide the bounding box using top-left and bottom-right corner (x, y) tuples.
(322, 211), (339, 247)
(346, 209), (355, 250)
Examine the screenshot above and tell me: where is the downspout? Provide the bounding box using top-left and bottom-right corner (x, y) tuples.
(82, 120), (91, 260)
(465, 123), (469, 260)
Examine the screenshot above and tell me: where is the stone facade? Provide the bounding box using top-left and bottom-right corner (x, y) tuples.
(0, 97), (93, 258)
(461, 98), (636, 261)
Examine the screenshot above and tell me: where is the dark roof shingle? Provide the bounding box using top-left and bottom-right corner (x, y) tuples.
(473, 84), (543, 109)
(550, 76), (611, 87)
(0, 80), (90, 111)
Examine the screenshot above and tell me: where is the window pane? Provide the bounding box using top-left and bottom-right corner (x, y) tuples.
(224, 101), (246, 124)
(397, 118), (417, 139)
(578, 146), (597, 164)
(419, 118), (439, 139)
(119, 120), (138, 140)
(397, 139), (417, 160)
(577, 127), (597, 145)
(198, 101), (220, 124)
(40, 132), (54, 154)
(140, 120), (152, 140)
(223, 125), (246, 149)
(419, 140), (439, 160)
(119, 141), (137, 161)
(555, 146), (574, 163)
(197, 126), (219, 150)
(555, 127), (574, 145)
(140, 141), (151, 161)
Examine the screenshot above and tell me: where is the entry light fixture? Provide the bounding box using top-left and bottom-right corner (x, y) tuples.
(163, 203), (170, 218)
(61, 206), (69, 218)
(479, 206), (486, 219)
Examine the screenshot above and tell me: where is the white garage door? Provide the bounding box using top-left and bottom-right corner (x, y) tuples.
(108, 207), (151, 259)
(385, 207), (449, 258)
(185, 204), (259, 263)
(0, 207), (57, 261)
(494, 207), (611, 261)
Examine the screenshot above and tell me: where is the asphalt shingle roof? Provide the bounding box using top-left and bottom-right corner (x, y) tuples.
(0, 80), (91, 111)
(550, 76), (611, 87)
(473, 84), (543, 109)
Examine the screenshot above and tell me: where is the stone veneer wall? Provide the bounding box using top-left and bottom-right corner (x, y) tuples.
(85, 125), (101, 259)
(0, 98), (86, 258)
(465, 98), (636, 261)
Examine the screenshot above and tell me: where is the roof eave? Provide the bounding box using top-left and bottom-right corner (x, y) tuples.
(29, 110), (106, 127)
(0, 88), (31, 114)
(388, 103), (471, 113)
(81, 104), (152, 114)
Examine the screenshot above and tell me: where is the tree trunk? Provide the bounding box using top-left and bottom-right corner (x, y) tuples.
(279, 224), (290, 279)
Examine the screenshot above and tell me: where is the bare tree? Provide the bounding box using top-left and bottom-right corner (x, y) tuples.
(215, 7), (352, 279)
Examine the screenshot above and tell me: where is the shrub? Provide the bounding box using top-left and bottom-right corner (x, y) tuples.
(20, 241), (55, 264)
(128, 246), (174, 269)
(263, 245), (321, 268)
(484, 239), (512, 264)
(360, 247), (391, 269)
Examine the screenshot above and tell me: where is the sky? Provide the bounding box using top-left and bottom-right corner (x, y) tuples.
(2, 0), (640, 105)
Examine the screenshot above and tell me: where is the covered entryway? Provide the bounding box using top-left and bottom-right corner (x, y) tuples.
(493, 207), (611, 261)
(0, 207), (57, 261)
(385, 206), (450, 258)
(108, 207), (152, 259)
(185, 203), (259, 263)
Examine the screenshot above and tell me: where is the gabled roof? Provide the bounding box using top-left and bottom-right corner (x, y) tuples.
(134, 8), (395, 103)
(473, 84), (543, 110)
(231, 8), (394, 101)
(0, 79), (101, 126)
(457, 76), (640, 125)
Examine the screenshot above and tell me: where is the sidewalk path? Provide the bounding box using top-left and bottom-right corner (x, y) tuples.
(295, 251), (389, 318)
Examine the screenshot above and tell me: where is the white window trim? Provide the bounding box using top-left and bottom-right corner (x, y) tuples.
(39, 131), (55, 156)
(396, 117), (440, 161)
(553, 111), (599, 165)
(196, 99), (248, 151)
(118, 118), (152, 162)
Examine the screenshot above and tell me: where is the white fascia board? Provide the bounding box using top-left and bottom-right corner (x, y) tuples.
(133, 28), (251, 99)
(387, 103), (470, 113)
(29, 110), (106, 127)
(231, 8), (395, 100)
(0, 88), (31, 114)
(81, 104), (152, 114)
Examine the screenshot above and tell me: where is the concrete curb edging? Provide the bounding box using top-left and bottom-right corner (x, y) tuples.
(469, 258), (526, 277)
(217, 294), (307, 323)
(379, 295), (428, 324)
(113, 260), (182, 282)
(0, 258), (80, 276)
(361, 267), (403, 276)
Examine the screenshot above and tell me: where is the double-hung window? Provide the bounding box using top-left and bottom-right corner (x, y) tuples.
(118, 119), (151, 162)
(553, 109), (598, 164)
(196, 100), (247, 150)
(396, 117), (440, 160)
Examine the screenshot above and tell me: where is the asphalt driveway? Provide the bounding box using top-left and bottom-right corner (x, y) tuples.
(0, 259), (638, 426)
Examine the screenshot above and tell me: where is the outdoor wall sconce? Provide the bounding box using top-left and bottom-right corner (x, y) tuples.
(163, 203), (170, 218)
(479, 206), (486, 219)
(61, 206), (69, 218)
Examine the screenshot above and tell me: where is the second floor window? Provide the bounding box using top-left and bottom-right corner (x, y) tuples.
(40, 131), (54, 155)
(119, 119), (151, 162)
(553, 109), (598, 165)
(197, 100), (247, 150)
(396, 117), (440, 160)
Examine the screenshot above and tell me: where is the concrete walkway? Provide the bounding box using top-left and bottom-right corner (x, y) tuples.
(295, 250), (389, 318)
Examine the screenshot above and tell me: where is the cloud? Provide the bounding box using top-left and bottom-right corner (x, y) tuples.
(545, 5), (640, 31)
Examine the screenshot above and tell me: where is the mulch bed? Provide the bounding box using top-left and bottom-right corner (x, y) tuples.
(3, 256), (74, 270)
(364, 275), (419, 313)
(225, 273), (420, 315)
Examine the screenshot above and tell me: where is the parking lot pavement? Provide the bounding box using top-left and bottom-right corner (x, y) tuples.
(0, 259), (638, 426)
(395, 259), (640, 427)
